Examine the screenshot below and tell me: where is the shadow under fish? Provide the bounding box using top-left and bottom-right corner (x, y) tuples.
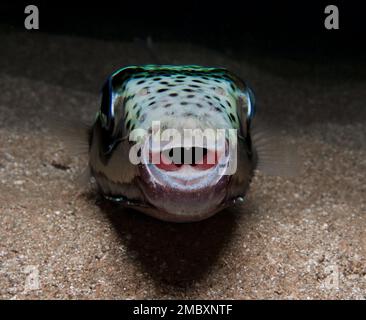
(96, 196), (248, 288)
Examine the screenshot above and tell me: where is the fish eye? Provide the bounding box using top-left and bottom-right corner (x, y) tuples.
(100, 77), (114, 131)
(246, 86), (256, 119)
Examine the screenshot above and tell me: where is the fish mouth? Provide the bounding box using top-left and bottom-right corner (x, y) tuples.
(135, 139), (233, 222)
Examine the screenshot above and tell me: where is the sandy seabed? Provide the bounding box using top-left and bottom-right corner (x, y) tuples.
(0, 30), (365, 299)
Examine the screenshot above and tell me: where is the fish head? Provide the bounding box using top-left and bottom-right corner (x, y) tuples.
(90, 65), (256, 222)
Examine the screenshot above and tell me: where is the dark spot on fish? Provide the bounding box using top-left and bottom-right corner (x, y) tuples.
(148, 101), (155, 106)
(183, 88), (193, 92)
(226, 100), (232, 108)
(187, 94), (195, 98)
(164, 103), (172, 108)
(140, 113), (147, 122)
(181, 101), (188, 106)
(229, 113), (236, 122)
(189, 84), (200, 88)
(137, 80), (145, 85)
(126, 119), (131, 129)
(169, 93), (178, 97)
(153, 77), (162, 81)
(214, 106), (222, 112)
(183, 112), (193, 117)
(157, 88), (168, 93)
(196, 103), (203, 108)
(220, 103), (226, 109)
(136, 109), (141, 118)
(192, 79), (204, 83)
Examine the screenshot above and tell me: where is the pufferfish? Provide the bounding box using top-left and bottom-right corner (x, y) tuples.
(57, 65), (297, 222)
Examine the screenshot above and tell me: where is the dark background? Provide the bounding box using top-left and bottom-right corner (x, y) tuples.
(1, 1), (365, 62)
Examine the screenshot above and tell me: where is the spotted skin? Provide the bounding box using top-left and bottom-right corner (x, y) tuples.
(101, 65), (254, 135)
